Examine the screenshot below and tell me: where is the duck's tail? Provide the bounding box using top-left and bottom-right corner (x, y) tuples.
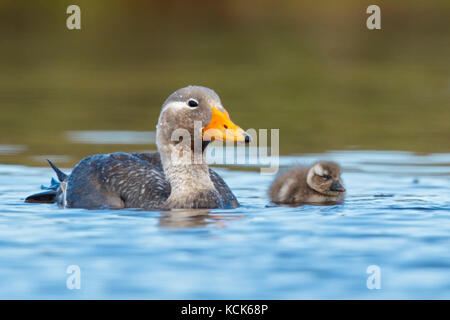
(25, 160), (68, 204)
(46, 159), (68, 182)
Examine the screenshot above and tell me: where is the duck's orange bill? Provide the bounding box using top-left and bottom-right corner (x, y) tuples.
(202, 106), (247, 143)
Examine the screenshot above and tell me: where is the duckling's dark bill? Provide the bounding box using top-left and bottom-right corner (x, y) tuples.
(330, 180), (346, 192)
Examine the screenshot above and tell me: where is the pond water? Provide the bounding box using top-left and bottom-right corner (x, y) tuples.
(0, 150), (449, 299)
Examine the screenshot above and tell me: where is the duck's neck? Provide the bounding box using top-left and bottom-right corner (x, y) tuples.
(159, 142), (220, 208)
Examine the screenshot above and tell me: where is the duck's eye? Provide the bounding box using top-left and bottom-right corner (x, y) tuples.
(321, 175), (331, 180)
(187, 99), (199, 108)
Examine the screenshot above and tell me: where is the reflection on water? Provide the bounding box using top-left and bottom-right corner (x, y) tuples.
(159, 210), (244, 229)
(66, 131), (156, 145)
(30, 155), (72, 164)
(1, 2), (449, 167)
(0, 151), (448, 299)
(0, 145), (26, 155)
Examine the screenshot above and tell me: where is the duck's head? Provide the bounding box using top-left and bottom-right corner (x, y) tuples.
(156, 86), (250, 151)
(306, 161), (346, 196)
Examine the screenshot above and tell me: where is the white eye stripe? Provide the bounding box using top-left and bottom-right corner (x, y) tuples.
(314, 164), (324, 176)
(164, 101), (192, 110)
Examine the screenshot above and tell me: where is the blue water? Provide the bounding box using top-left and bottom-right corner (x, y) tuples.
(0, 151), (449, 299)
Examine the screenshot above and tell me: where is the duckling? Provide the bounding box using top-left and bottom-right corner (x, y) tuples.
(269, 161), (345, 205)
(25, 86), (250, 210)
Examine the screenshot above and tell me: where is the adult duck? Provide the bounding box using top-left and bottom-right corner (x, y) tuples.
(26, 86), (251, 210)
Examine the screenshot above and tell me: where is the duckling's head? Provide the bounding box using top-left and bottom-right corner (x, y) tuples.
(306, 161), (346, 196)
(156, 85), (250, 151)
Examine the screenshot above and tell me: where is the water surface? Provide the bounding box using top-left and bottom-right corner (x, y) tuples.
(0, 150), (448, 299)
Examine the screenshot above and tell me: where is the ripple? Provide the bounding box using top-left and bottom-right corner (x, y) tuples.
(66, 130), (156, 145)
(0, 145), (26, 155)
(0, 151), (449, 298)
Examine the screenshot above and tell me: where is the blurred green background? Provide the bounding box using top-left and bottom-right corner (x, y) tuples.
(0, 0), (449, 166)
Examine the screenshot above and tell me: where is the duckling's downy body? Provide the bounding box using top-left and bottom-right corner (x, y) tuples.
(26, 86), (249, 210)
(269, 161), (345, 205)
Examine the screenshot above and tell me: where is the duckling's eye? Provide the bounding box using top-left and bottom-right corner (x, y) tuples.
(321, 175), (331, 180)
(187, 99), (199, 108)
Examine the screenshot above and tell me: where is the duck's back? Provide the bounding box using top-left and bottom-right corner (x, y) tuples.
(65, 152), (170, 209)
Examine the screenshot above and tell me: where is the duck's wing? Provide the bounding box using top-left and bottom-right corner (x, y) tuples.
(64, 153), (170, 209)
(132, 152), (239, 208)
(208, 169), (239, 208)
(131, 151), (164, 167)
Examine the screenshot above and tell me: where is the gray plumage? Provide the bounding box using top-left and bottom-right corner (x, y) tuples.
(269, 161), (346, 205)
(26, 86), (245, 210)
(62, 152), (238, 210)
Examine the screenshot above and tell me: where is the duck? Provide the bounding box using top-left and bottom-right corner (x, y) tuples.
(269, 161), (345, 205)
(25, 85), (251, 210)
